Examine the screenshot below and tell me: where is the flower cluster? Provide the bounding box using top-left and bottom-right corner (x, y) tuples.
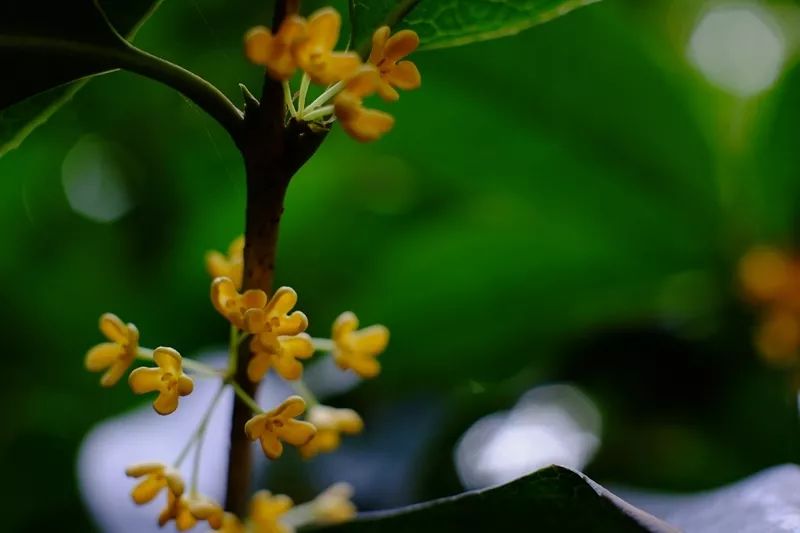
(217, 483), (357, 533)
(83, 7), (401, 526)
(244, 6), (421, 142)
(126, 462), (355, 532)
(85, 232), (390, 529)
(85, 314), (195, 414)
(208, 235), (389, 461)
(739, 246), (800, 367)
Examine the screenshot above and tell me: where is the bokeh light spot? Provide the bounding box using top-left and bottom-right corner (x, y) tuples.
(454, 384), (601, 490)
(688, 3), (785, 97)
(61, 135), (133, 223)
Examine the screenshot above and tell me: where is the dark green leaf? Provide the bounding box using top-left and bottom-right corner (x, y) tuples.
(349, 0), (600, 53)
(310, 466), (676, 533)
(0, 0), (163, 156)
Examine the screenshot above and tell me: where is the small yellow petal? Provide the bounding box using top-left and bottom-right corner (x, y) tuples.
(153, 346), (183, 375)
(99, 313), (128, 343)
(244, 26), (274, 65)
(272, 395), (307, 419)
(125, 462), (164, 477)
(245, 413), (267, 439)
(251, 491), (293, 520)
(153, 390), (180, 415)
(128, 367), (162, 394)
(375, 79), (400, 102)
(313, 482), (357, 525)
(101, 359), (132, 388)
(368, 26), (391, 64)
(241, 289), (269, 310)
(131, 476), (166, 504)
(351, 325), (390, 355)
(266, 286), (299, 317)
(342, 67), (380, 99)
(383, 29), (419, 61)
(219, 512), (245, 533)
(260, 431), (284, 460)
(276, 311), (309, 336)
(348, 357), (381, 378)
(333, 312), (359, 340)
(307, 7), (341, 50)
(280, 419), (317, 446)
(324, 52), (362, 82)
(386, 60), (421, 90)
(164, 468), (185, 496)
(247, 351), (272, 382)
(177, 375), (194, 396)
(274, 355), (303, 381)
(342, 108), (395, 143)
(85, 343), (121, 372)
(281, 333), (314, 358)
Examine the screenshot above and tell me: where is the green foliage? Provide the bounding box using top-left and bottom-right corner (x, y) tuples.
(348, 0), (600, 52)
(313, 464), (800, 532)
(311, 466), (672, 533)
(0, 0), (162, 155)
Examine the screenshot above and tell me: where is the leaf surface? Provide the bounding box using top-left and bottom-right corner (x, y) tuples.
(349, 0), (600, 52)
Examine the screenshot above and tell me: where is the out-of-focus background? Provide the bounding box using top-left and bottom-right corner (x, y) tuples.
(4, 0), (800, 530)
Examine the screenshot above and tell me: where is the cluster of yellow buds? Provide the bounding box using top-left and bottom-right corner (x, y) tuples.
(244, 6), (421, 142)
(85, 232), (389, 529)
(739, 246), (800, 367)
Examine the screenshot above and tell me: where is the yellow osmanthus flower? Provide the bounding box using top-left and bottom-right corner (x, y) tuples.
(739, 246), (800, 310)
(293, 8), (361, 85)
(331, 311), (389, 378)
(245, 395), (316, 459)
(368, 26), (421, 101)
(244, 286), (309, 337)
(334, 66), (394, 142)
(250, 490), (295, 533)
(206, 235), (245, 290)
(186, 494), (225, 530)
(218, 512), (245, 533)
(125, 462), (184, 504)
(248, 333), (314, 382)
(158, 492), (197, 531)
(300, 405), (363, 458)
(85, 313), (139, 387)
(755, 309), (800, 366)
(311, 482), (357, 525)
(245, 16), (308, 80)
(128, 347), (194, 415)
(211, 277), (269, 332)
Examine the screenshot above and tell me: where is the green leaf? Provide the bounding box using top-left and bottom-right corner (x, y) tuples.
(349, 0), (600, 53)
(310, 466), (675, 533)
(0, 0), (163, 156)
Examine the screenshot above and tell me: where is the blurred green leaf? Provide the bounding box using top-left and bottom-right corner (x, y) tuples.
(311, 465), (674, 532)
(0, 0), (162, 156)
(349, 0), (601, 52)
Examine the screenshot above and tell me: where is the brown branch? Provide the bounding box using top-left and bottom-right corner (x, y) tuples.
(223, 0), (330, 515)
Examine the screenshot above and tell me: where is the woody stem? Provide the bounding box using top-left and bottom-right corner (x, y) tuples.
(223, 0), (330, 517)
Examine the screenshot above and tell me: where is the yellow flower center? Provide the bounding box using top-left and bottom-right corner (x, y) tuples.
(161, 373), (178, 390)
